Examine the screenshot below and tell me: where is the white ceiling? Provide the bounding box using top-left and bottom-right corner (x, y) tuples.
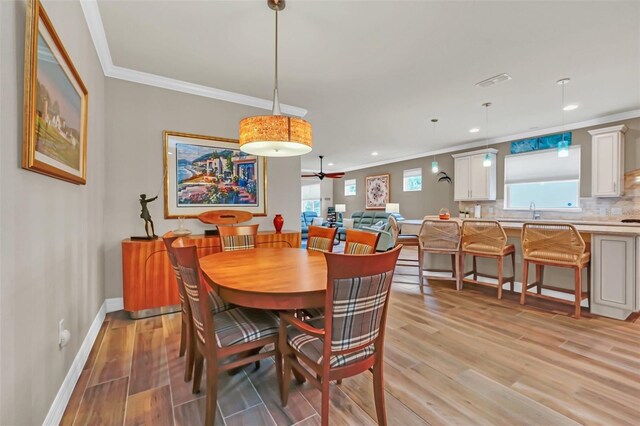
(97, 0), (640, 171)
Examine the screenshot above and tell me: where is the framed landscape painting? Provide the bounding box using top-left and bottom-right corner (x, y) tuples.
(22, 0), (88, 184)
(365, 173), (390, 209)
(164, 131), (267, 218)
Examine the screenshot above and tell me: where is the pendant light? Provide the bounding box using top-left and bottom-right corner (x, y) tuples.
(430, 118), (439, 173)
(482, 102), (492, 167)
(239, 0), (312, 157)
(556, 78), (570, 158)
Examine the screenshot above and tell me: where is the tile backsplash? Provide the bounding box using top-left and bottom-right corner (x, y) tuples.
(459, 171), (640, 222)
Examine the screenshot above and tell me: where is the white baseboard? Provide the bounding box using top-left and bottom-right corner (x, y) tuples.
(42, 301), (107, 425)
(105, 297), (124, 313)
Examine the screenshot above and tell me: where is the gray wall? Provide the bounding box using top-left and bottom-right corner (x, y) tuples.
(0, 1), (107, 424)
(104, 79), (301, 299)
(334, 118), (640, 219)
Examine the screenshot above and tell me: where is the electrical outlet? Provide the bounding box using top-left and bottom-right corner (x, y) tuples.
(59, 319), (71, 348)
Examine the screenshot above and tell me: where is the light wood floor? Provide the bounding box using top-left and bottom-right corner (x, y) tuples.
(61, 263), (640, 425)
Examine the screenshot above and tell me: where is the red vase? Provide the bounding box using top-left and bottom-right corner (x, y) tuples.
(273, 214), (284, 233)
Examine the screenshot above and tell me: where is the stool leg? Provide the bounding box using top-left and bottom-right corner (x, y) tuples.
(521, 260), (529, 305)
(586, 263), (591, 309)
(510, 252), (516, 291)
(459, 253), (465, 290)
(535, 265), (544, 294)
(472, 256), (478, 280)
(454, 252), (462, 291)
(574, 266), (582, 319)
(450, 254), (457, 278)
(418, 247), (424, 288)
(497, 256), (503, 300)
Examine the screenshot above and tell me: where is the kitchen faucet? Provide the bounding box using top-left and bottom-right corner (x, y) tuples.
(529, 201), (541, 220)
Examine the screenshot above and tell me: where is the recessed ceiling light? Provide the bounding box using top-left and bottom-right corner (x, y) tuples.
(469, 128), (480, 133)
(563, 104), (579, 111)
(371, 152), (379, 156)
(327, 162), (334, 166)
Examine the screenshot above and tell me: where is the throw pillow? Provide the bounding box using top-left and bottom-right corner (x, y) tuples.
(343, 218), (354, 229)
(370, 220), (385, 231)
(311, 217), (324, 226)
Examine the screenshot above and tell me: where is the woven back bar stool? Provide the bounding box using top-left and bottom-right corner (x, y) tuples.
(520, 222), (591, 318)
(389, 215), (421, 273)
(460, 220), (515, 299)
(418, 219), (462, 290)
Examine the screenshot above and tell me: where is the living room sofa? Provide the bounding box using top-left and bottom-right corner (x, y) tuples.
(337, 211), (404, 242)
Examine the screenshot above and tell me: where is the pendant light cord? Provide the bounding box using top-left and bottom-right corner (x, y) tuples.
(561, 81), (565, 141)
(485, 104), (489, 148)
(272, 5), (282, 115)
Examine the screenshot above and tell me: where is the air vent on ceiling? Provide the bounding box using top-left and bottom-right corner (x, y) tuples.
(475, 73), (512, 88)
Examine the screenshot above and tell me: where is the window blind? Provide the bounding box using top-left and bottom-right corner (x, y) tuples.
(403, 168), (422, 178)
(504, 146), (580, 184)
(301, 183), (321, 200)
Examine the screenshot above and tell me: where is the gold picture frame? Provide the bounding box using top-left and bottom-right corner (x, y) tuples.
(365, 173), (390, 209)
(163, 131), (267, 218)
(22, 0), (88, 185)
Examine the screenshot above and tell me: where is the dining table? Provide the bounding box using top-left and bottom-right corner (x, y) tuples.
(199, 247), (328, 310)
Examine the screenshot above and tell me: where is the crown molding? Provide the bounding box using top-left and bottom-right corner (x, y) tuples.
(79, 0), (308, 117)
(340, 108), (640, 172)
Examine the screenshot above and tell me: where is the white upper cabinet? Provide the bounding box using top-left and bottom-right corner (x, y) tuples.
(589, 125), (626, 197)
(452, 149), (497, 201)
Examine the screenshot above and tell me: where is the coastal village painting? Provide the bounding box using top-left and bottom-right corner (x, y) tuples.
(175, 143), (259, 207)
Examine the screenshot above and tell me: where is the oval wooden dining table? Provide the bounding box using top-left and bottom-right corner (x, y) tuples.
(199, 247), (327, 310)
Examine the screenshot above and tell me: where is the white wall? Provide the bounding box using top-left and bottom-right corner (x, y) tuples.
(104, 79), (301, 298)
(0, 1), (107, 424)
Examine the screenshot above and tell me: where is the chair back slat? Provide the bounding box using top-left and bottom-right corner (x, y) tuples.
(218, 224), (259, 251)
(522, 222), (586, 266)
(344, 229), (379, 255)
(162, 232), (186, 305)
(419, 220), (461, 251)
(323, 246), (401, 355)
(307, 226), (337, 253)
(461, 220), (507, 255)
(171, 238), (217, 356)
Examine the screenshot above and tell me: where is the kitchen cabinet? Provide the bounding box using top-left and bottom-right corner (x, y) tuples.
(590, 234), (637, 320)
(452, 148), (497, 201)
(589, 125), (627, 197)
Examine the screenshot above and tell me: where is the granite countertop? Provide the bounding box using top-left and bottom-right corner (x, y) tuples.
(401, 217), (640, 236)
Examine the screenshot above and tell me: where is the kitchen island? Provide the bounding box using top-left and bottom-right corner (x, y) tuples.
(400, 218), (640, 320)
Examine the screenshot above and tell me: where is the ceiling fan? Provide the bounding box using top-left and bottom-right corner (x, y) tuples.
(301, 156), (345, 180)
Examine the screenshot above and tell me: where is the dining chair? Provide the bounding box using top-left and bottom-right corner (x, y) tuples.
(460, 220), (515, 299)
(307, 225), (337, 253)
(279, 245), (402, 426)
(163, 232), (233, 382)
(520, 222), (591, 318)
(171, 237), (281, 426)
(418, 219), (462, 290)
(344, 228), (380, 254)
(217, 224), (259, 251)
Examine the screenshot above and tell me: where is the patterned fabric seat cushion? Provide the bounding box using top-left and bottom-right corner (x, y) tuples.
(307, 236), (332, 253)
(208, 290), (232, 315)
(287, 318), (374, 368)
(303, 307), (324, 318)
(345, 242), (375, 255)
(221, 235), (255, 251)
(214, 308), (279, 348)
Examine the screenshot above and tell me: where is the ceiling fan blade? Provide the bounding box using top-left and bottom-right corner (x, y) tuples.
(324, 172), (345, 178)
(301, 174), (320, 178)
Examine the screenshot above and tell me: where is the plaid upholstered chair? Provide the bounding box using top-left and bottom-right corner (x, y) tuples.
(279, 245), (402, 426)
(172, 238), (281, 426)
(344, 228), (380, 255)
(218, 224), (259, 251)
(307, 225), (337, 253)
(163, 232), (232, 382)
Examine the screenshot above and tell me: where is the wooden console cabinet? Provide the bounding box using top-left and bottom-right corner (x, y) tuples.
(122, 231), (301, 318)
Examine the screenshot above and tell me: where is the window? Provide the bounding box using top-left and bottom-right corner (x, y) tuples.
(344, 179), (356, 196)
(403, 168), (422, 191)
(504, 146), (580, 210)
(301, 183), (321, 215)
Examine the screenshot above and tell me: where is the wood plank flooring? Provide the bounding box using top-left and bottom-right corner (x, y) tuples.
(61, 257), (640, 425)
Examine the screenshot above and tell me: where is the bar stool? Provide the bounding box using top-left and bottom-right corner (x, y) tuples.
(460, 220), (515, 299)
(389, 215), (421, 271)
(520, 222), (591, 319)
(418, 219), (462, 290)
